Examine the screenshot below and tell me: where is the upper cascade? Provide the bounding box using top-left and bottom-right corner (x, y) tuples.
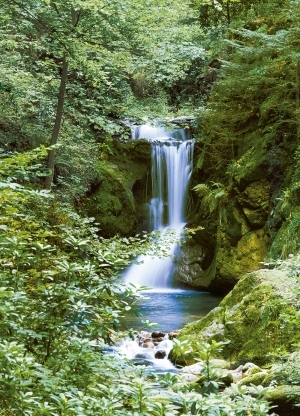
(122, 123), (194, 289)
(132, 124), (188, 142)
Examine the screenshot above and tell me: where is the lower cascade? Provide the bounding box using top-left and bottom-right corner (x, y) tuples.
(113, 332), (178, 373)
(123, 124), (194, 290)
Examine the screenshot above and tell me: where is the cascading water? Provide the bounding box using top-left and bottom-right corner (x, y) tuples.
(123, 124), (194, 289)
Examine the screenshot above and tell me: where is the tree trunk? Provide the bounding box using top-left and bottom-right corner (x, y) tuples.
(226, 1), (231, 24)
(44, 53), (68, 189)
(296, 60), (300, 142)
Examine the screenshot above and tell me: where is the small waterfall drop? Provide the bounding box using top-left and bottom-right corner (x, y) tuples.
(123, 124), (194, 290)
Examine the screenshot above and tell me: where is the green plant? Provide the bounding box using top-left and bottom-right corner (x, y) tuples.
(193, 181), (228, 225)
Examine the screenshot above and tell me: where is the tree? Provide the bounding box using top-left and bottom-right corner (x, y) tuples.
(192, 0), (266, 27)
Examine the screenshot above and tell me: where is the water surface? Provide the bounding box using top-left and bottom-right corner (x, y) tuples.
(120, 289), (223, 333)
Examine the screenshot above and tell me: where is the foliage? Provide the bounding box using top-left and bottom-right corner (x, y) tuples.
(191, 0), (265, 27)
(0, 142), (276, 415)
(193, 181), (228, 225)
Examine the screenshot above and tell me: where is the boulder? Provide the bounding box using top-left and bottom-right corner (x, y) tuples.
(173, 243), (207, 287)
(169, 269), (300, 366)
(263, 385), (300, 416)
(155, 350), (167, 359)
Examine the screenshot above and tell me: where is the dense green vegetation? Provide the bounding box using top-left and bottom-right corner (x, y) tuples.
(1, 0), (300, 414)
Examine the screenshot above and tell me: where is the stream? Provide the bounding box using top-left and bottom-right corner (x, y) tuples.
(116, 123), (222, 372)
(120, 289), (222, 333)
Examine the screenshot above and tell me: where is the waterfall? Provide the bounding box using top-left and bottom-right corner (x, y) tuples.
(123, 124), (194, 290)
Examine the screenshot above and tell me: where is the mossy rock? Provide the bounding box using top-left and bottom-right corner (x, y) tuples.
(211, 228), (270, 292)
(238, 180), (270, 210)
(170, 269), (300, 366)
(263, 385), (300, 416)
(238, 371), (268, 386)
(83, 139), (151, 237)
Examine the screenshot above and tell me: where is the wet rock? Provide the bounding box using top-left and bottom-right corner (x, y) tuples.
(173, 244), (207, 287)
(143, 342), (155, 349)
(152, 331), (166, 338)
(155, 350), (167, 359)
(169, 330), (180, 340)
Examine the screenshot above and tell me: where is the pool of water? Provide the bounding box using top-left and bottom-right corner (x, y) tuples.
(120, 289), (223, 333)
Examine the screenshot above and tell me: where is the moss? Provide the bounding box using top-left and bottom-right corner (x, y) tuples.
(238, 371), (268, 386)
(170, 270), (300, 366)
(264, 385), (300, 405)
(269, 209), (300, 259)
(213, 228), (270, 289)
(83, 139), (151, 237)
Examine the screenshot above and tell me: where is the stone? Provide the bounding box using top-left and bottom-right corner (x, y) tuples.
(173, 244), (206, 286)
(211, 228), (270, 292)
(242, 207), (269, 228)
(238, 180), (270, 210)
(152, 332), (166, 338)
(168, 330), (180, 340)
(155, 350), (167, 359)
(83, 138), (151, 237)
(238, 371), (268, 386)
(169, 269), (300, 366)
(180, 362), (204, 375)
(144, 342), (155, 349)
(263, 385), (300, 416)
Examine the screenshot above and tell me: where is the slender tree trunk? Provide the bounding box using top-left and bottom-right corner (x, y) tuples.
(296, 60), (300, 141)
(226, 1), (231, 25)
(44, 53), (68, 189)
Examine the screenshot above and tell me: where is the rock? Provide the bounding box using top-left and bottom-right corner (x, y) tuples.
(173, 244), (207, 287)
(230, 365), (243, 382)
(152, 331), (166, 338)
(144, 342), (155, 349)
(169, 116), (195, 126)
(181, 373), (200, 383)
(238, 180), (270, 210)
(180, 363), (204, 375)
(242, 207), (269, 228)
(211, 228), (270, 292)
(210, 359), (231, 369)
(83, 138), (151, 237)
(238, 371), (268, 386)
(169, 269), (300, 366)
(168, 330), (180, 340)
(263, 385), (300, 416)
(155, 350), (167, 359)
(242, 363), (264, 376)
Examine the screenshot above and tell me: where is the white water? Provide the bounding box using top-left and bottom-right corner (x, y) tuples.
(113, 335), (177, 373)
(123, 124), (194, 289)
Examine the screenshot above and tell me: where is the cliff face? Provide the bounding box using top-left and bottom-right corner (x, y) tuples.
(173, 137), (274, 293)
(83, 138), (151, 237)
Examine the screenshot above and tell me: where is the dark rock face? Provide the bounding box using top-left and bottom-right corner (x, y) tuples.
(173, 243), (208, 287)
